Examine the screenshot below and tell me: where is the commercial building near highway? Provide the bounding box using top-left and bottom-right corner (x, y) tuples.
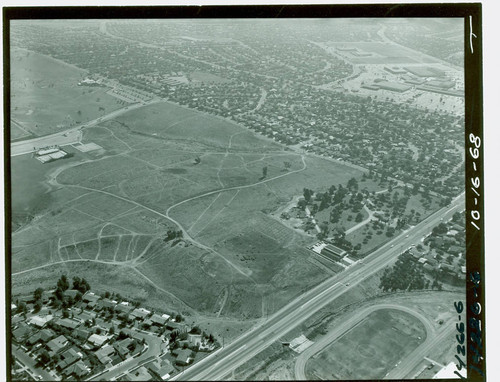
(34, 145), (69, 163)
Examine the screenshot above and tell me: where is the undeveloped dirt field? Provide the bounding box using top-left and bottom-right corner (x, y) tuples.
(12, 99), (364, 321)
(10, 49), (122, 137)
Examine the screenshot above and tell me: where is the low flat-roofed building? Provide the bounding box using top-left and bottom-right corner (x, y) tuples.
(61, 360), (89, 379)
(115, 303), (134, 315)
(188, 333), (202, 347)
(96, 344), (115, 364)
(82, 292), (100, 304)
(376, 81), (411, 93)
(47, 335), (69, 354)
(150, 313), (169, 326)
(57, 318), (81, 330)
(417, 85), (464, 97)
(12, 323), (33, 342)
(27, 328), (56, 346)
(72, 327), (91, 341)
(361, 84), (381, 91)
(166, 321), (188, 332)
(88, 333), (109, 348)
(130, 307), (151, 320)
(147, 358), (175, 381)
(320, 244), (347, 261)
(75, 311), (94, 323)
(122, 366), (154, 381)
(174, 348), (193, 366)
(36, 147), (60, 156)
(36, 154), (53, 163)
(423, 263), (434, 272)
(57, 347), (82, 370)
(29, 314), (54, 328)
(404, 66), (446, 78)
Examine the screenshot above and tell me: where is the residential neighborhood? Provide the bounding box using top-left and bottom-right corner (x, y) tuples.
(9, 16), (476, 381)
(11, 277), (218, 381)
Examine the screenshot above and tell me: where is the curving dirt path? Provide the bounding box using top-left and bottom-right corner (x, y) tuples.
(14, 153), (307, 286)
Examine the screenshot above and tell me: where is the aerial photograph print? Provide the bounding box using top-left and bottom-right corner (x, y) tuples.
(7, 8), (482, 381)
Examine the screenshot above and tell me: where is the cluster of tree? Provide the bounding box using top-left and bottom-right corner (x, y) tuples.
(14, 301), (28, 316)
(432, 222), (448, 236)
(379, 252), (427, 292)
(72, 277), (91, 294)
(261, 166), (268, 179)
(189, 326), (201, 335)
(164, 229), (183, 242)
(452, 211), (464, 223)
(389, 191), (410, 220)
(303, 188), (314, 203)
(346, 177), (359, 191)
(31, 287), (45, 313)
(331, 227), (354, 253)
(302, 183), (359, 222)
(169, 330), (188, 349)
(103, 291), (123, 302)
(51, 275), (90, 309)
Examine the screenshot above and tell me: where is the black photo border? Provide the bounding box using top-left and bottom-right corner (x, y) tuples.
(3, 4), (484, 381)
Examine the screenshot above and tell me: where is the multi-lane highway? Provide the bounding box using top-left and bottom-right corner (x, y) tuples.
(172, 193), (465, 381)
(10, 99), (161, 157)
(384, 323), (455, 379)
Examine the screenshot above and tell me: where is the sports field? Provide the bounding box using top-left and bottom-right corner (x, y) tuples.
(12, 100), (364, 318)
(305, 309), (426, 380)
(10, 48), (122, 138)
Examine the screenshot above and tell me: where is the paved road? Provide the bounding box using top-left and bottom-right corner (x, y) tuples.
(10, 99), (161, 157)
(13, 346), (57, 381)
(294, 303), (435, 380)
(384, 323), (455, 379)
(88, 330), (162, 381)
(171, 193), (465, 381)
(345, 204), (375, 235)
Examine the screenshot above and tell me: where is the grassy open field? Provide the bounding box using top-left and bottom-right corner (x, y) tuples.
(10, 146), (92, 231)
(12, 99), (364, 320)
(305, 308), (426, 380)
(10, 48), (122, 138)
